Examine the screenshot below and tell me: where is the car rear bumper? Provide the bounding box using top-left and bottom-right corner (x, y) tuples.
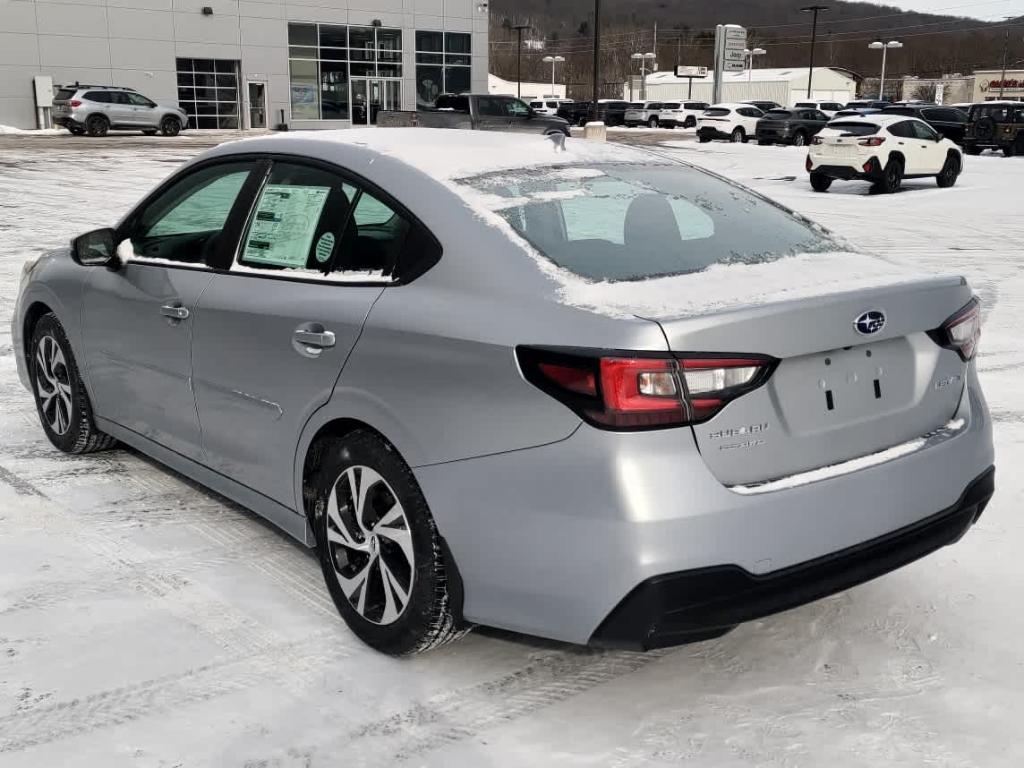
(414, 373), (994, 646)
(809, 157), (884, 180)
(591, 465), (994, 649)
(697, 127), (735, 140)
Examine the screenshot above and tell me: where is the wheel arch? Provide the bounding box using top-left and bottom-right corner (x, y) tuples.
(22, 300), (55, 364)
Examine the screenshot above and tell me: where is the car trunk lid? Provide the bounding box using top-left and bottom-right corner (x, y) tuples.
(648, 270), (972, 487)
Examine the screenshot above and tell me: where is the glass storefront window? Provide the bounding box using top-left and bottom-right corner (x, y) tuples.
(416, 31), (443, 52)
(289, 24), (317, 46)
(319, 25), (347, 49)
(176, 57), (239, 129)
(416, 65), (443, 108)
(415, 31), (472, 106)
(320, 61), (349, 119)
(289, 59), (319, 120)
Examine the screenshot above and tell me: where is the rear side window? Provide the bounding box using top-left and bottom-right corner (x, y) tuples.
(84, 91), (111, 103)
(662, 103), (680, 109)
(648, 103), (662, 110)
(460, 164), (834, 282)
(828, 121), (879, 136)
(236, 162), (426, 282)
(126, 161), (257, 265)
(888, 120), (917, 138)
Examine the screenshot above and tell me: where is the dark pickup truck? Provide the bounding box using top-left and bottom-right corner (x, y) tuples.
(379, 94), (570, 136)
(557, 100), (629, 127)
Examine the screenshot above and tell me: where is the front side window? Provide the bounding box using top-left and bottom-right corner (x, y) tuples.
(125, 92), (156, 107)
(84, 91), (110, 103)
(126, 161), (256, 265)
(911, 121), (939, 140)
(237, 162), (410, 281)
(460, 164), (835, 282)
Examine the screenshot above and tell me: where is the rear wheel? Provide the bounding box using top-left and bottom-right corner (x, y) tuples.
(730, 127), (745, 143)
(648, 116), (659, 128)
(791, 131), (807, 147)
(85, 115), (108, 137)
(872, 158), (903, 194)
(684, 116), (696, 128)
(311, 431), (466, 655)
(160, 117), (182, 136)
(936, 154), (961, 188)
(29, 314), (117, 454)
(810, 172), (833, 192)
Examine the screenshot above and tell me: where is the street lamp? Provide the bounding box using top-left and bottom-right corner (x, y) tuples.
(744, 47), (766, 82)
(868, 40), (903, 100)
(800, 5), (829, 98)
(542, 55), (566, 98)
(631, 52), (656, 99)
(511, 24), (531, 99)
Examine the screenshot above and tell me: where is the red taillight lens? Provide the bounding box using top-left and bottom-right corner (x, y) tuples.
(858, 136), (885, 147)
(517, 348), (775, 430)
(69, 99), (82, 108)
(930, 297), (981, 361)
(805, 155), (813, 172)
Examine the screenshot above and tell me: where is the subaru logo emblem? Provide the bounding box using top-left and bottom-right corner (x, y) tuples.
(854, 310), (886, 336)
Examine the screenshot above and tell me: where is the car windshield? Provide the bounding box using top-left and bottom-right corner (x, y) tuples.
(662, 102), (681, 109)
(459, 163), (836, 282)
(828, 121), (879, 136)
(970, 104), (1011, 121)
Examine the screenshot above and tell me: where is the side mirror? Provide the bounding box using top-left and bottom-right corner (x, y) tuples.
(71, 228), (119, 268)
(936, 134), (943, 142)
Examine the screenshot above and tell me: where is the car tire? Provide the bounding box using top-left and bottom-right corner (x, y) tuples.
(160, 117), (182, 137)
(792, 131), (807, 147)
(873, 158), (903, 194)
(810, 172), (833, 192)
(684, 116), (696, 128)
(648, 116), (659, 128)
(29, 313), (117, 455)
(730, 127), (745, 143)
(85, 115), (109, 137)
(936, 154), (961, 188)
(310, 430), (467, 655)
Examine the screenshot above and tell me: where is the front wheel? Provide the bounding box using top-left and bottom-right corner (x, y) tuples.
(730, 127), (745, 143)
(85, 115), (109, 137)
(311, 431), (467, 655)
(29, 314), (117, 454)
(810, 172), (833, 192)
(936, 154), (961, 188)
(160, 117), (182, 137)
(648, 116), (659, 128)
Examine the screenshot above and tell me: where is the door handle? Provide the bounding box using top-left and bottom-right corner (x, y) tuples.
(293, 329), (336, 349)
(160, 304), (189, 320)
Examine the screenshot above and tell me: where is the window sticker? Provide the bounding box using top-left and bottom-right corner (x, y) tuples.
(242, 184), (330, 268)
(315, 231), (336, 263)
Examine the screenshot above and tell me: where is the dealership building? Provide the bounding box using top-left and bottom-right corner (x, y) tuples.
(0, 0), (489, 130)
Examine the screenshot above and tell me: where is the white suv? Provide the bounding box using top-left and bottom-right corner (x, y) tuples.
(696, 103), (764, 143)
(658, 101), (709, 129)
(529, 98), (573, 117)
(794, 100), (845, 118)
(624, 101), (664, 127)
(807, 115), (963, 194)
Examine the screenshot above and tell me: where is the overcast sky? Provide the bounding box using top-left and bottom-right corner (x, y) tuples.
(865, 0), (1024, 20)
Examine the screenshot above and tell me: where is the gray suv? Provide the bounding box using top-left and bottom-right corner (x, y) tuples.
(52, 85), (188, 137)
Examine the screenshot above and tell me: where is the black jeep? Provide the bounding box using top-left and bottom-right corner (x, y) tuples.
(963, 101), (1024, 156)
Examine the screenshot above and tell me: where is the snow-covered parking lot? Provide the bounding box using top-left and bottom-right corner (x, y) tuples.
(1, 132), (1022, 767)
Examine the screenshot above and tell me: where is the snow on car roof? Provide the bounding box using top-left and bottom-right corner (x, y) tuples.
(206, 128), (653, 181)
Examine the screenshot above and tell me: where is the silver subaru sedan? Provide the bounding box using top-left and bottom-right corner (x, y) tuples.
(12, 129), (994, 655)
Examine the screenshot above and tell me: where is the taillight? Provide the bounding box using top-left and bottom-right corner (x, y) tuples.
(811, 136), (823, 145)
(516, 347), (775, 430)
(858, 136), (886, 147)
(929, 297), (982, 362)
(70, 99), (82, 108)
(805, 156), (813, 172)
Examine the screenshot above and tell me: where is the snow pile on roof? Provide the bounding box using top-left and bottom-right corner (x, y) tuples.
(644, 67), (853, 85)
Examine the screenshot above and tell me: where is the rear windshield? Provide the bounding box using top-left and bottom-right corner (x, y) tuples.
(629, 103), (644, 109)
(765, 109), (792, 118)
(969, 104), (1019, 121)
(827, 121), (879, 136)
(460, 164), (835, 282)
(704, 107), (731, 117)
(54, 88), (77, 101)
(794, 102), (816, 108)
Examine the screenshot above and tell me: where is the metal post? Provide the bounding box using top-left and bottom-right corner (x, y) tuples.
(512, 24), (529, 99)
(592, 0), (601, 122)
(551, 58), (556, 97)
(641, 58), (646, 100)
(1001, 26), (1010, 98)
(801, 6), (829, 99)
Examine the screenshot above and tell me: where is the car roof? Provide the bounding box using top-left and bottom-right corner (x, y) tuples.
(708, 103), (750, 109)
(203, 128), (654, 183)
(830, 114), (921, 126)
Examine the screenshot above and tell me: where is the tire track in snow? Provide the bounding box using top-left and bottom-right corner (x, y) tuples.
(0, 635), (349, 754)
(0, 464), (46, 497)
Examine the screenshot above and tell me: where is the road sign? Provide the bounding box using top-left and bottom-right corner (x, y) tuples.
(675, 65), (708, 78)
(722, 24), (747, 73)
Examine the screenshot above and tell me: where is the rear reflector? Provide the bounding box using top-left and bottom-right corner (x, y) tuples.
(517, 347), (776, 430)
(929, 297), (981, 362)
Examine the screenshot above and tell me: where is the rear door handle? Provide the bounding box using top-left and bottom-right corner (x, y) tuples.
(160, 304), (189, 320)
(293, 329), (336, 349)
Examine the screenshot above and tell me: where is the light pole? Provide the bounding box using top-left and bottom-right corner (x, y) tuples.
(511, 24), (530, 99)
(744, 47), (766, 82)
(542, 55), (565, 98)
(631, 52), (656, 99)
(998, 18), (1016, 99)
(591, 0), (601, 122)
(868, 40), (903, 100)
(800, 5), (829, 98)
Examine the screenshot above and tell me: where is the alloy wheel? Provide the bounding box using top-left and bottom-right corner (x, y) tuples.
(35, 335), (73, 435)
(324, 465), (414, 625)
